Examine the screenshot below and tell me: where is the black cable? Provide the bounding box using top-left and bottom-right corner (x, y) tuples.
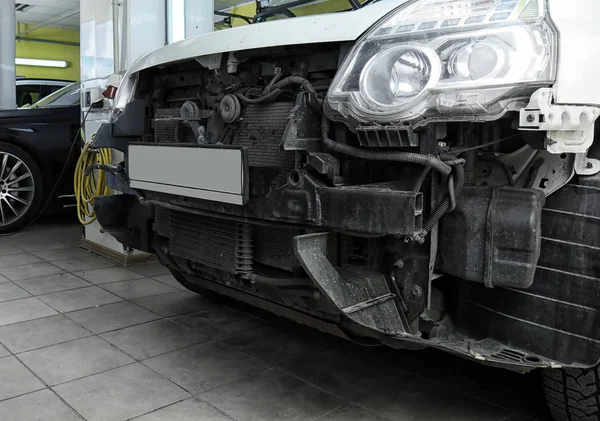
(449, 134), (521, 153)
(0, 106), (93, 237)
(321, 116), (453, 176)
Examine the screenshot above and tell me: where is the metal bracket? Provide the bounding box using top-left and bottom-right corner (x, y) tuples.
(293, 233), (407, 336)
(519, 88), (600, 154)
(575, 153), (600, 176)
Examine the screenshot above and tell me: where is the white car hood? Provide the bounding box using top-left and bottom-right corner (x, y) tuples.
(128, 1), (405, 75)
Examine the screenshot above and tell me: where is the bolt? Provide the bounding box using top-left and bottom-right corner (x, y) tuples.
(393, 259), (405, 270)
(437, 141), (447, 148)
(587, 162), (593, 169)
(526, 114), (535, 123)
(411, 285), (423, 298)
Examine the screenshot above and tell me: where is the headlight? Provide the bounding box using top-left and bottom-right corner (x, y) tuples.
(326, 0), (558, 125)
(111, 73), (138, 122)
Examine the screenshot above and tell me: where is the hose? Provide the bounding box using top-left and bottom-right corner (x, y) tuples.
(74, 141), (112, 225)
(413, 162), (465, 244)
(321, 117), (452, 176)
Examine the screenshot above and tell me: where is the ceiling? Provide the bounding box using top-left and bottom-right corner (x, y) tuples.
(15, 1), (252, 32)
(16, 0), (80, 31)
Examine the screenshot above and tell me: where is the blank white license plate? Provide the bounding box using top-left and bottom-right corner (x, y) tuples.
(128, 144), (248, 205)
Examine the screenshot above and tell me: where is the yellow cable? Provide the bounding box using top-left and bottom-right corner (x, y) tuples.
(74, 141), (112, 225)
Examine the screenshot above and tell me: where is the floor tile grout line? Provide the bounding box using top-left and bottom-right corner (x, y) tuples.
(7, 348), (89, 420)
(311, 404), (349, 421)
(122, 397), (196, 421)
(194, 395), (240, 421)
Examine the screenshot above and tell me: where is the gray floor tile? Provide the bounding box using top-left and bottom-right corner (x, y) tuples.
(317, 405), (389, 421)
(0, 273), (10, 283)
(54, 363), (190, 421)
(132, 291), (219, 317)
(66, 301), (160, 334)
(279, 347), (411, 401)
(100, 278), (178, 299)
(0, 262), (64, 281)
(143, 341), (268, 394)
(223, 325), (330, 365)
(52, 257), (115, 272)
(0, 244), (23, 257)
(0, 389), (82, 421)
(73, 267), (145, 284)
(0, 343), (9, 357)
(0, 252), (42, 269)
(152, 274), (186, 290)
(354, 374), (510, 421)
(173, 306), (266, 338)
(0, 297), (57, 327)
(38, 286), (122, 313)
(19, 336), (135, 386)
(0, 314), (90, 353)
(31, 247), (92, 262)
(132, 398), (233, 421)
(129, 261), (171, 277)
(19, 239), (80, 252)
(0, 282), (30, 302)
(101, 319), (210, 360)
(0, 356), (45, 400)
(16, 273), (90, 296)
(200, 367), (343, 421)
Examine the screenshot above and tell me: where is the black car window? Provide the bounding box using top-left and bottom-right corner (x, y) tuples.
(31, 82), (80, 108)
(16, 85), (41, 107)
(40, 84), (64, 98)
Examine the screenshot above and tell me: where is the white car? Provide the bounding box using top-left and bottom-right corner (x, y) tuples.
(92, 1), (600, 419)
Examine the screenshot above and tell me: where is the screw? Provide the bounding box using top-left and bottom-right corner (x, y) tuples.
(587, 162), (593, 169)
(394, 259), (405, 270)
(526, 114), (535, 123)
(437, 141), (447, 148)
(161, 246), (169, 254)
(411, 285), (423, 298)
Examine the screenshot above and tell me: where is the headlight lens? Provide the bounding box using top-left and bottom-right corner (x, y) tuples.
(327, 0), (557, 125)
(111, 73), (138, 122)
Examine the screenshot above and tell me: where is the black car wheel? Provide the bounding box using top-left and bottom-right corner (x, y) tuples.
(544, 366), (600, 421)
(0, 142), (43, 234)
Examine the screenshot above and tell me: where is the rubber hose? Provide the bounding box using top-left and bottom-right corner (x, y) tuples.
(236, 88), (281, 104)
(421, 163), (465, 235)
(271, 76), (316, 94)
(321, 117), (452, 176)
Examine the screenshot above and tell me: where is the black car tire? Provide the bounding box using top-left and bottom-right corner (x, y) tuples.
(170, 269), (230, 303)
(0, 142), (43, 234)
(544, 366), (600, 421)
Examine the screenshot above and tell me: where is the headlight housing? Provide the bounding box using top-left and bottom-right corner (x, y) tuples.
(110, 73), (138, 122)
(326, 0), (557, 126)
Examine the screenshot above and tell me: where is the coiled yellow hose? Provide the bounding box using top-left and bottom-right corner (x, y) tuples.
(74, 141), (112, 225)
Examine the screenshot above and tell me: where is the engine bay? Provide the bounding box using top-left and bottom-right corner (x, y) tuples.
(93, 42), (600, 371)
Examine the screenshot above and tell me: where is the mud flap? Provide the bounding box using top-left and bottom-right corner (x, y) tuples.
(293, 232), (407, 336)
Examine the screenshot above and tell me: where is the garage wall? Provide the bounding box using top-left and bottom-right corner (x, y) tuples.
(16, 25), (80, 81)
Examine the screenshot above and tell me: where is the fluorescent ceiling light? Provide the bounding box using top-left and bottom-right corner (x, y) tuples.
(15, 58), (68, 68)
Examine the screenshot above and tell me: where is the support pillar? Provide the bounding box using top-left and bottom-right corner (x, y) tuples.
(0, 0), (16, 110)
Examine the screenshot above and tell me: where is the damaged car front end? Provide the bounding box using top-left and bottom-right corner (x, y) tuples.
(91, 1), (600, 416)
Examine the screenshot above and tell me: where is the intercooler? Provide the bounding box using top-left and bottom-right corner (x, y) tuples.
(167, 210), (253, 275)
(161, 209), (298, 275)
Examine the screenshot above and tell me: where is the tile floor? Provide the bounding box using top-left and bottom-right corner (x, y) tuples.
(0, 220), (552, 421)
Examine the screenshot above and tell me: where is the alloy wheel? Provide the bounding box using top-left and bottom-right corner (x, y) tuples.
(0, 152), (35, 227)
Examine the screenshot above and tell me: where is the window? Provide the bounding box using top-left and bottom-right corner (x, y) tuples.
(16, 85), (41, 107)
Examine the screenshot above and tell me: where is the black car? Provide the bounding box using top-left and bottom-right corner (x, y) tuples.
(0, 82), (80, 233)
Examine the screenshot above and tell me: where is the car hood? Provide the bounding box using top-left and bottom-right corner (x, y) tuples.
(127, 1), (405, 75)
